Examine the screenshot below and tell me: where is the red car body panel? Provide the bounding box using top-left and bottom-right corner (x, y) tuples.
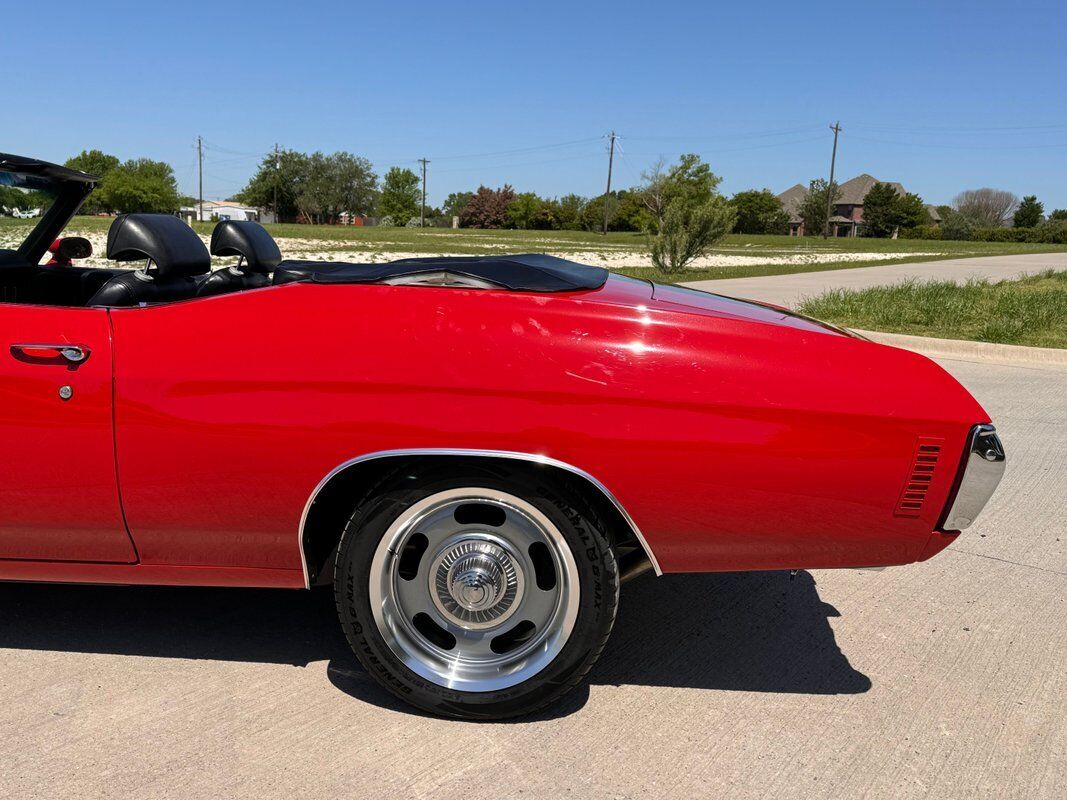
(0, 303), (138, 562)
(1, 273), (984, 587)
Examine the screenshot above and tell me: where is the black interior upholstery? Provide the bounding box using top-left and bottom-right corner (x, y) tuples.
(0, 250), (124, 306)
(87, 214), (210, 307)
(209, 220), (281, 272)
(197, 221), (279, 298)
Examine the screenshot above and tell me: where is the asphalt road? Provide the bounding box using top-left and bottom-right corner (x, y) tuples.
(1, 356), (1064, 799)
(683, 251), (1067, 308)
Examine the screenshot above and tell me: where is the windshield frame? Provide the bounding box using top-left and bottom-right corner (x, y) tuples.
(0, 153), (97, 266)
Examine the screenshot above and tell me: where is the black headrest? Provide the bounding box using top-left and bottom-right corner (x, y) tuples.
(107, 214), (210, 278)
(210, 220), (281, 273)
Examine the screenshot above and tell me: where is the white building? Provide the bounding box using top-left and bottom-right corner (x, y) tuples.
(180, 200), (273, 224)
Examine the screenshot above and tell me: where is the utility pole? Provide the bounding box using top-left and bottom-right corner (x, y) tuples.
(602, 131), (616, 235)
(418, 158), (429, 227)
(197, 135), (204, 223)
(823, 121), (841, 238)
(273, 143), (280, 224)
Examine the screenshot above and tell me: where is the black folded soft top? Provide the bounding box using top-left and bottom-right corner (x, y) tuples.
(274, 253), (609, 293)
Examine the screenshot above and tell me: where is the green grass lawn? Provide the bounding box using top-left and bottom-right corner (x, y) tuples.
(797, 270), (1067, 349)
(3, 217), (1065, 279)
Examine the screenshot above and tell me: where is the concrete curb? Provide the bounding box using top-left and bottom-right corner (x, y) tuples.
(854, 329), (1067, 369)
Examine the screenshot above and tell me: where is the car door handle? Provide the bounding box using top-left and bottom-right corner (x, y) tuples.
(10, 343), (91, 364)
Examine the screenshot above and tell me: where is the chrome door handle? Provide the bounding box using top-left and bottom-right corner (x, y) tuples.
(10, 343), (91, 364)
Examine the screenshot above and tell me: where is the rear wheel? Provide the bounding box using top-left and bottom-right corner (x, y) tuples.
(333, 464), (619, 719)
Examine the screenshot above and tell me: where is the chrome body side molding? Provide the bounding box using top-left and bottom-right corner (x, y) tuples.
(298, 448), (664, 589)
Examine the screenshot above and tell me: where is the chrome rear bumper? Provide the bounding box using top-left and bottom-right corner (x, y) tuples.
(942, 424), (1006, 531)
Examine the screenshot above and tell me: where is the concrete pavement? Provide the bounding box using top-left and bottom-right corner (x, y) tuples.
(1, 357), (1064, 799)
(683, 251), (1067, 308)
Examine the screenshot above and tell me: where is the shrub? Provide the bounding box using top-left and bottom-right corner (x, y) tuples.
(649, 197), (736, 275)
(899, 225), (942, 240)
(972, 227), (1031, 243)
(378, 214), (395, 227)
(940, 211), (976, 241)
(1034, 220), (1067, 244)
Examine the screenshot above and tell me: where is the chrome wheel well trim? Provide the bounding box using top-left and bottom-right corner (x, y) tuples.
(297, 448), (662, 589)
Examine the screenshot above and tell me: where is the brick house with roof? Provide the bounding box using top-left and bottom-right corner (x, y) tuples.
(778, 174), (940, 237)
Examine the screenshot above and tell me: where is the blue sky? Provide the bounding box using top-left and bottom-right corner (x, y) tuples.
(7, 0), (1066, 209)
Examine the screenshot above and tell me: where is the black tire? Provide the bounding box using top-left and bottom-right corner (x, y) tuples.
(333, 462), (620, 720)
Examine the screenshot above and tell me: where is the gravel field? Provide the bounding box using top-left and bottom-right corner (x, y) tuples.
(0, 226), (944, 271)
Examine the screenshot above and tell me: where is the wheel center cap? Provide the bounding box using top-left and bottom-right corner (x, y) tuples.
(430, 539), (523, 629)
(451, 558), (502, 610)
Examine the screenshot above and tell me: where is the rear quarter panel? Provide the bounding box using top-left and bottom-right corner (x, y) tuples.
(109, 278), (985, 574)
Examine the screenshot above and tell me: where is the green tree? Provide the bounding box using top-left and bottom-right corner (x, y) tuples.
(442, 191), (474, 221)
(729, 189), (789, 234)
(895, 192), (929, 230)
(65, 149), (120, 179)
(581, 193), (618, 232)
(553, 194), (587, 230)
(236, 149), (311, 222)
(861, 182), (903, 237)
(1048, 209), (1067, 222)
(1013, 195), (1044, 228)
(96, 158), (182, 213)
(799, 179), (840, 237)
(295, 152), (378, 224)
(0, 186), (39, 213)
(640, 154), (722, 232)
(614, 190), (649, 231)
(65, 149), (121, 214)
(649, 196), (736, 275)
(506, 192), (542, 229)
(378, 167), (421, 225)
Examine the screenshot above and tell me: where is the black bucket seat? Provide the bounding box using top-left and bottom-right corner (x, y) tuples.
(198, 220), (280, 297)
(87, 214), (210, 306)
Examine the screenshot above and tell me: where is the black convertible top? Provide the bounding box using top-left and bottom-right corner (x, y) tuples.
(275, 253), (609, 293)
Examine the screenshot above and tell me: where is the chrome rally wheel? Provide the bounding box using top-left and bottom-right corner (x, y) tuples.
(369, 488), (579, 693)
(334, 464), (619, 719)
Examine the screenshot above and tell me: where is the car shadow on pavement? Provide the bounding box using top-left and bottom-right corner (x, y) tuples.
(0, 569), (868, 719)
(589, 570), (871, 695)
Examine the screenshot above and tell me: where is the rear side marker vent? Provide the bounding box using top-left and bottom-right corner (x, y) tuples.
(895, 437), (944, 517)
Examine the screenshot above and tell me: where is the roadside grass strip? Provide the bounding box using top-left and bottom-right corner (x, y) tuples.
(797, 270), (1067, 349)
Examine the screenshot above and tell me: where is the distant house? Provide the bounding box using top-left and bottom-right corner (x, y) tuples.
(778, 174), (935, 237)
(180, 200), (272, 224)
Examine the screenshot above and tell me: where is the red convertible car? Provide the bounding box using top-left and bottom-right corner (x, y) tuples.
(0, 153), (1005, 719)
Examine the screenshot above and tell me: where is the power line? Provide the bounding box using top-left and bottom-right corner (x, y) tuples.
(850, 121), (1067, 133)
(427, 136), (603, 162)
(848, 134), (1067, 151)
(430, 151), (601, 174)
(199, 139), (266, 157)
(623, 124), (824, 142)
